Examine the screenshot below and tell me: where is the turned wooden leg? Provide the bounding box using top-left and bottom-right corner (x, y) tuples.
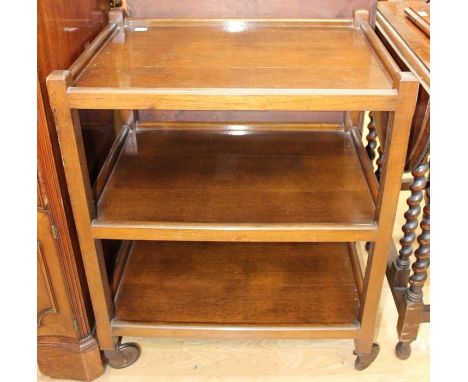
(375, 144), (384, 181)
(390, 156), (429, 288)
(394, 164), (430, 361)
(366, 112), (378, 161)
(406, 183), (430, 303)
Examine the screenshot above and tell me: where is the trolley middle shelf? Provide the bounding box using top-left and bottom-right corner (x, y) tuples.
(92, 126), (377, 242)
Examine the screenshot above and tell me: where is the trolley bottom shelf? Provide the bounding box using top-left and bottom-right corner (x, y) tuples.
(112, 241), (361, 339)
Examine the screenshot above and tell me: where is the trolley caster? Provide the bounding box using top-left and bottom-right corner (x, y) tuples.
(354, 343), (380, 371)
(395, 341), (412, 360)
(105, 342), (141, 369)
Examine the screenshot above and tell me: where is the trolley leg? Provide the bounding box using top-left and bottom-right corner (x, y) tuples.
(47, 70), (116, 350)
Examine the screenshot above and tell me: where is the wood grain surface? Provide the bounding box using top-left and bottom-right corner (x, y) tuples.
(75, 23), (393, 91)
(125, 0), (377, 21)
(115, 242), (359, 325)
(38, 193), (430, 380)
(378, 0), (429, 69)
(96, 129), (375, 227)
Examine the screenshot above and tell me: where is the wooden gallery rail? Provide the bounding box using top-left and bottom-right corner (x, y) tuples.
(365, 0), (430, 360)
(47, 8), (418, 371)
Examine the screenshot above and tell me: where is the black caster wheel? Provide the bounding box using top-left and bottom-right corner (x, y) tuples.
(105, 342), (141, 369)
(395, 341), (412, 360)
(355, 343), (380, 371)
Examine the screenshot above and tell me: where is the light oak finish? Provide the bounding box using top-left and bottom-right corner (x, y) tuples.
(47, 72), (115, 350)
(93, 129), (376, 242)
(47, 9), (418, 370)
(122, 2), (372, 126)
(69, 20), (397, 111)
(38, 197), (430, 381)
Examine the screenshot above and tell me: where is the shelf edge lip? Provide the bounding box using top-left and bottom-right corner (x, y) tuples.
(69, 87), (397, 96)
(67, 87), (398, 111)
(111, 319), (360, 339)
(91, 220), (378, 242)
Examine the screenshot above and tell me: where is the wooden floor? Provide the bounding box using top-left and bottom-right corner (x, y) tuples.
(38, 188), (430, 382)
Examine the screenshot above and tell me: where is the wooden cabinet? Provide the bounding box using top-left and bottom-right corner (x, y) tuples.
(37, 0), (112, 380)
(38, 85), (104, 380)
(37, 202), (77, 338)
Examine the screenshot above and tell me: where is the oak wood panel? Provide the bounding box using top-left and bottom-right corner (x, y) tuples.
(96, 129), (375, 229)
(404, 6), (430, 37)
(37, 211), (76, 337)
(75, 23), (393, 91)
(355, 72), (418, 355)
(68, 87), (398, 111)
(138, 110), (346, 125)
(376, 1), (430, 171)
(37, 0), (112, 339)
(125, 0), (377, 22)
(37, 336), (104, 381)
(47, 71), (115, 350)
(111, 321), (358, 340)
(37, 210), (430, 382)
(377, 0), (429, 92)
(38, 84), (91, 340)
(378, 1), (429, 68)
(115, 241), (360, 326)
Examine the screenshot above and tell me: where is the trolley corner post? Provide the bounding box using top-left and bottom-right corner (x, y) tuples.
(354, 72), (419, 367)
(46, 70), (115, 351)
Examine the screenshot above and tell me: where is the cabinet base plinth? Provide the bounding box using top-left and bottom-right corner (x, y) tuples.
(38, 336), (104, 381)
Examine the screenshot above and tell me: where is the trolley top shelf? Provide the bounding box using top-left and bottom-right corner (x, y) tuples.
(63, 16), (404, 111)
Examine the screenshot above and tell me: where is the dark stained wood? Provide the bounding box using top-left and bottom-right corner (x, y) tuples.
(115, 241), (360, 326)
(373, 9), (431, 356)
(366, 112), (378, 161)
(125, 0), (377, 23)
(350, 127), (379, 204)
(93, 125), (130, 201)
(75, 22), (393, 92)
(394, 156), (429, 287)
(375, 144), (384, 181)
(111, 241), (132, 296)
(407, 179), (430, 303)
(378, 1), (429, 70)
(96, 129), (375, 228)
(375, 1), (430, 173)
(386, 240), (428, 361)
(406, 90), (429, 172)
(37, 0), (111, 375)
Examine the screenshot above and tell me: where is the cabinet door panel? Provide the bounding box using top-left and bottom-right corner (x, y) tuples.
(37, 211), (76, 337)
